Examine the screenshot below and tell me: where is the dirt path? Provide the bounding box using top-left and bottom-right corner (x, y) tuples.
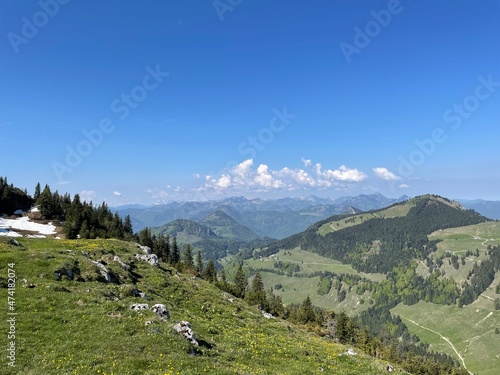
(476, 311), (493, 326)
(480, 293), (494, 301)
(399, 315), (471, 374)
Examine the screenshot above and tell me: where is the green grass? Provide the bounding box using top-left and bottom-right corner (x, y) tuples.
(428, 221), (500, 257)
(245, 248), (382, 313)
(317, 202), (414, 236)
(0, 238), (403, 374)
(392, 295), (500, 375)
(422, 222), (500, 284)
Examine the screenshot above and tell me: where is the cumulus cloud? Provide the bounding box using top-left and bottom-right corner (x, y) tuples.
(301, 157), (312, 168)
(201, 159), (368, 193)
(399, 183), (410, 188)
(80, 190), (96, 202)
(114, 191), (122, 196)
(373, 167), (401, 181)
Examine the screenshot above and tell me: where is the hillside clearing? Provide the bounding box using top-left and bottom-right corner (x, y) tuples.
(392, 298), (499, 375)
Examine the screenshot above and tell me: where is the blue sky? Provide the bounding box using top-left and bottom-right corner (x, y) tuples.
(1, 0), (499, 205)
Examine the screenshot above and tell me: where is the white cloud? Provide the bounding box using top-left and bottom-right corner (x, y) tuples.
(114, 191), (122, 196)
(80, 190), (96, 202)
(325, 165), (367, 182)
(399, 183), (410, 188)
(201, 159), (368, 193)
(373, 167), (401, 181)
(301, 157), (312, 168)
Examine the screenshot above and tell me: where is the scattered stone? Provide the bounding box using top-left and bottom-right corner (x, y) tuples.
(130, 303), (149, 311)
(130, 289), (149, 299)
(222, 292), (234, 303)
(135, 253), (159, 267)
(8, 239), (21, 247)
(80, 251), (89, 257)
(145, 320), (155, 326)
(386, 365), (394, 372)
(261, 311), (274, 319)
(89, 260), (111, 283)
(173, 321), (198, 346)
(113, 255), (129, 270)
(152, 304), (170, 320)
(346, 348), (356, 356)
(138, 244), (152, 254)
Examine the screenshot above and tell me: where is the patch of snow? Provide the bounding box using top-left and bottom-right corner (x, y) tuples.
(0, 217), (56, 235)
(0, 228), (22, 237)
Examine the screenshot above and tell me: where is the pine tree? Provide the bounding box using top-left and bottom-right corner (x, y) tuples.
(123, 215), (133, 239)
(38, 185), (54, 219)
(63, 194), (83, 239)
(195, 251), (203, 275)
(233, 264), (248, 298)
(138, 228), (154, 248)
(203, 260), (217, 282)
(334, 311), (349, 343)
(219, 268), (227, 284)
(34, 182), (41, 202)
(155, 235), (170, 263)
(182, 244), (194, 269)
(298, 296), (316, 324)
(170, 236), (180, 264)
(245, 272), (266, 306)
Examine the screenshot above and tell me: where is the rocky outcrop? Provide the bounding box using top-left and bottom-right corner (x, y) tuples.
(135, 253), (159, 267)
(173, 321), (198, 346)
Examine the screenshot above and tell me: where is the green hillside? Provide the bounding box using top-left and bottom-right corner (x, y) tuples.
(263, 195), (488, 274)
(0, 237), (402, 375)
(151, 218), (219, 243)
(230, 195), (498, 374)
(199, 210), (260, 241)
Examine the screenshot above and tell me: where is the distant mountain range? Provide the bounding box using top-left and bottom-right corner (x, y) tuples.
(458, 199), (500, 220)
(115, 193), (410, 239)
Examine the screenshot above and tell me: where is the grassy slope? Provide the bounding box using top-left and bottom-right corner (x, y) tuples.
(391, 294), (499, 375)
(317, 202), (415, 236)
(0, 238), (403, 375)
(244, 248), (384, 313)
(391, 221), (500, 375)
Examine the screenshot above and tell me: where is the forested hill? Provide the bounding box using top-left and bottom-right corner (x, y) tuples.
(262, 195), (489, 273)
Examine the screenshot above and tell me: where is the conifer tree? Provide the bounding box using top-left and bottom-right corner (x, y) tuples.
(298, 296), (316, 324)
(34, 182), (41, 202)
(195, 250), (203, 275)
(63, 194), (83, 239)
(203, 260), (217, 282)
(123, 215), (133, 239)
(138, 228), (154, 248)
(245, 272), (266, 306)
(233, 264), (248, 298)
(38, 185), (54, 218)
(155, 235), (170, 263)
(170, 236), (180, 264)
(182, 244), (194, 270)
